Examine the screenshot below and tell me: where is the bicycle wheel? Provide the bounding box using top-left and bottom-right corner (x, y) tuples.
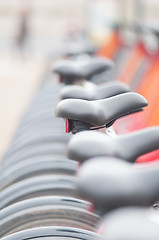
(1, 205), (98, 237)
(1, 226), (101, 240)
(0, 158), (77, 190)
(0, 175), (77, 209)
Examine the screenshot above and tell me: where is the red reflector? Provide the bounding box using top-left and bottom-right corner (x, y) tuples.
(97, 224), (104, 234)
(78, 162), (81, 170)
(58, 76), (62, 83)
(65, 119), (69, 133)
(88, 201), (95, 213)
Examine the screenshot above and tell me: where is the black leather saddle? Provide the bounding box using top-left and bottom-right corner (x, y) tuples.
(53, 57), (113, 84)
(55, 92), (148, 133)
(67, 127), (159, 162)
(99, 207), (159, 240)
(64, 42), (97, 57)
(60, 81), (130, 100)
(147, 25), (159, 38)
(77, 157), (159, 213)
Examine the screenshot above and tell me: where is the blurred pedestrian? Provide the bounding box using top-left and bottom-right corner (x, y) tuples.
(15, 6), (30, 58)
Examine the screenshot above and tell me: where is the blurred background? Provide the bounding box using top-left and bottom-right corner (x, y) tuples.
(1, 0), (159, 159)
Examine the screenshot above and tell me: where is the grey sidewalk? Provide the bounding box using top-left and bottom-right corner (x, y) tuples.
(0, 54), (47, 161)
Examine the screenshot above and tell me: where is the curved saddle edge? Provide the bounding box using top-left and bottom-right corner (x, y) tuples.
(98, 92), (148, 126)
(97, 81), (130, 99)
(119, 126), (159, 162)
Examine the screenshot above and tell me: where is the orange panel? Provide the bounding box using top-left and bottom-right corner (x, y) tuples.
(119, 42), (147, 86)
(137, 55), (159, 126)
(97, 31), (122, 59)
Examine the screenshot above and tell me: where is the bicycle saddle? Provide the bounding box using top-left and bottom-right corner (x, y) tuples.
(77, 157), (159, 213)
(55, 92), (148, 133)
(64, 42), (97, 57)
(67, 127), (159, 163)
(99, 207), (159, 240)
(53, 57), (113, 84)
(60, 81), (130, 100)
(147, 25), (159, 37)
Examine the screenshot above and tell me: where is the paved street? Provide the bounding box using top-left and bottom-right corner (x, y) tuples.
(0, 54), (47, 161)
